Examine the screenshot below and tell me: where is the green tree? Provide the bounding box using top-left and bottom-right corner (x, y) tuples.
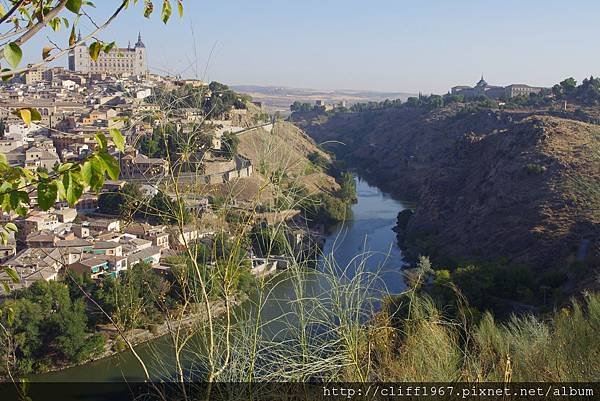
(0, 298), (43, 375)
(1, 281), (104, 374)
(290, 101), (314, 113)
(145, 191), (190, 225)
(94, 262), (168, 330)
(97, 182), (143, 216)
(251, 224), (289, 257)
(221, 132), (240, 159)
(337, 172), (357, 202)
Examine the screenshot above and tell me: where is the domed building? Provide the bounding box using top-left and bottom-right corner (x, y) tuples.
(451, 75), (544, 99)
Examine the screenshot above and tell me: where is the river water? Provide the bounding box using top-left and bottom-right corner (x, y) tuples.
(33, 177), (410, 383)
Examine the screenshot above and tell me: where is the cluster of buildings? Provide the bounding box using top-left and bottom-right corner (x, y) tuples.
(0, 37), (273, 294)
(0, 43), (168, 179)
(451, 76), (547, 99)
(315, 100), (347, 112)
(0, 201), (216, 293)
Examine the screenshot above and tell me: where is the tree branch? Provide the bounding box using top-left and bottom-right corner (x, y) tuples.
(0, 0), (27, 25)
(0, 0), (129, 77)
(0, 0), (69, 60)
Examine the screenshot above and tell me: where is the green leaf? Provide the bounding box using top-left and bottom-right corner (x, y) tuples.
(48, 18), (61, 32)
(8, 191), (21, 210)
(66, 0), (83, 14)
(37, 181), (57, 210)
(4, 42), (22, 69)
(13, 108), (41, 126)
(81, 158), (104, 192)
(3, 266), (19, 284)
(57, 162), (74, 173)
(88, 41), (103, 61)
(144, 1), (154, 18)
(1, 68), (12, 82)
(161, 0), (172, 23)
(0, 230), (8, 245)
(109, 128), (125, 152)
(30, 108), (42, 121)
(64, 172), (84, 206)
(1, 281), (10, 295)
(15, 206), (27, 217)
(94, 132), (108, 149)
(4, 223), (17, 232)
(69, 26), (77, 46)
(6, 306), (14, 326)
(177, 0), (183, 17)
(103, 41), (116, 54)
(98, 151), (120, 180)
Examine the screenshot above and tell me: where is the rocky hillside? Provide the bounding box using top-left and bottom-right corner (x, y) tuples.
(294, 105), (599, 287)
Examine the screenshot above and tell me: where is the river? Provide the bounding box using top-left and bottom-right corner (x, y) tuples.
(33, 177), (411, 383)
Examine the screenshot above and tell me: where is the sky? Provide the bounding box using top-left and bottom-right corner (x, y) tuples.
(21, 0), (600, 94)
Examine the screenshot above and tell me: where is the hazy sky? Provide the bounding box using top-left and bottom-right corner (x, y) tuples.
(22, 0), (600, 93)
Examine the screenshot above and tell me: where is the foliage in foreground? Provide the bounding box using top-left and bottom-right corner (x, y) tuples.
(375, 291), (600, 382)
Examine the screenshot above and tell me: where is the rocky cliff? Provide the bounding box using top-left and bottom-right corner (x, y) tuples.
(294, 105), (599, 286)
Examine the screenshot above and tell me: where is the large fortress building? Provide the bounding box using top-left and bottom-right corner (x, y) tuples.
(68, 33), (148, 76)
(451, 76), (546, 99)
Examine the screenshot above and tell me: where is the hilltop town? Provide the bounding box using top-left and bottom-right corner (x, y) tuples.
(0, 36), (346, 298)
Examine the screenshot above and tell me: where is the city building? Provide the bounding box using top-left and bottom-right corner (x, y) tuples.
(451, 76), (546, 99)
(68, 32), (148, 76)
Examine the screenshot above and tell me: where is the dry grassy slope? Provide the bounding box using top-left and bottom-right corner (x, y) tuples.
(237, 121), (340, 195)
(297, 106), (599, 276)
(196, 116), (339, 205)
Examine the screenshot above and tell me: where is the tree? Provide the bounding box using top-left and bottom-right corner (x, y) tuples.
(0, 298), (43, 375)
(145, 191), (190, 225)
(221, 132), (240, 159)
(1, 281), (104, 374)
(560, 77), (577, 94)
(93, 262), (169, 330)
(290, 101), (313, 113)
(303, 193), (350, 223)
(427, 94), (444, 109)
(251, 224), (289, 257)
(337, 171), (357, 202)
(97, 182), (143, 216)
